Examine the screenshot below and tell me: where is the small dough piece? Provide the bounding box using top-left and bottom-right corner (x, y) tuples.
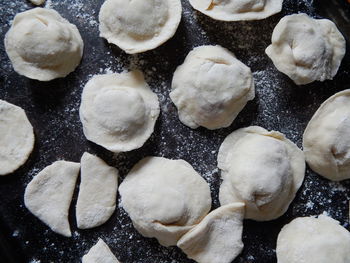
(0, 100), (34, 176)
(303, 90), (350, 181)
(276, 215), (350, 263)
(29, 0), (46, 5)
(189, 0), (282, 21)
(76, 152), (119, 229)
(82, 238), (120, 263)
(170, 45), (255, 130)
(4, 8), (84, 81)
(119, 157), (212, 247)
(266, 13), (346, 85)
(177, 203), (245, 263)
(79, 71), (160, 153)
(218, 126), (305, 221)
(99, 0), (182, 54)
(24, 161), (80, 237)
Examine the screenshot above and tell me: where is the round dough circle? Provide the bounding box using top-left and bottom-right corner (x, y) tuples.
(218, 126), (305, 221)
(119, 156), (212, 247)
(303, 89), (350, 181)
(265, 13), (346, 85)
(170, 45), (255, 130)
(276, 215), (350, 263)
(4, 8), (84, 81)
(99, 0), (182, 54)
(79, 70), (160, 153)
(189, 0), (282, 21)
(0, 100), (35, 176)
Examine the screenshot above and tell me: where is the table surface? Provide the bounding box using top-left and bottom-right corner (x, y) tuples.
(1, 0), (350, 262)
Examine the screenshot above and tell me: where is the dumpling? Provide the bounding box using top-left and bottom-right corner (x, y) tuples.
(99, 0), (182, 54)
(218, 126), (305, 221)
(266, 13), (346, 85)
(303, 90), (350, 181)
(170, 45), (255, 130)
(79, 71), (160, 153)
(4, 8), (84, 81)
(119, 157), (212, 247)
(189, 0), (282, 21)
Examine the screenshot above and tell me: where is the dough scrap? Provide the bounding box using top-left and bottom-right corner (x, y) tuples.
(99, 0), (182, 54)
(24, 161), (80, 237)
(82, 238), (120, 263)
(4, 8), (84, 81)
(177, 203), (245, 263)
(76, 152), (119, 229)
(79, 71), (160, 153)
(0, 100), (35, 176)
(303, 89), (350, 181)
(189, 0), (282, 21)
(218, 126), (305, 221)
(29, 0), (46, 5)
(170, 45), (255, 130)
(119, 156), (212, 247)
(276, 215), (350, 263)
(266, 13), (346, 85)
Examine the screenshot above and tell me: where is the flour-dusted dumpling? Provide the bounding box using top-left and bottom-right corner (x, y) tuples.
(303, 90), (350, 181)
(170, 45), (255, 130)
(218, 126), (305, 221)
(177, 203), (245, 263)
(24, 161), (80, 237)
(276, 215), (350, 263)
(0, 100), (35, 176)
(266, 14), (346, 85)
(82, 239), (120, 263)
(99, 0), (182, 54)
(4, 8), (84, 81)
(119, 157), (212, 247)
(79, 71), (160, 153)
(76, 152), (119, 229)
(189, 0), (282, 21)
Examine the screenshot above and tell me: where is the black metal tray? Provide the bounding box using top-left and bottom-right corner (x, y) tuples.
(1, 0), (350, 262)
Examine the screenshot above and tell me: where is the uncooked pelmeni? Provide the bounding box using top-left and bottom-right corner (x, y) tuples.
(276, 215), (350, 263)
(24, 161), (80, 237)
(29, 0), (46, 5)
(0, 100), (34, 176)
(79, 71), (160, 153)
(170, 45), (255, 130)
(119, 157), (211, 247)
(177, 203), (245, 263)
(189, 0), (282, 21)
(266, 13), (346, 85)
(218, 126), (305, 221)
(82, 239), (120, 263)
(99, 0), (182, 54)
(76, 152), (119, 229)
(4, 8), (83, 81)
(303, 90), (350, 181)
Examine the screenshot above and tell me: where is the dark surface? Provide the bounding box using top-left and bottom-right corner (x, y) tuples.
(0, 0), (350, 262)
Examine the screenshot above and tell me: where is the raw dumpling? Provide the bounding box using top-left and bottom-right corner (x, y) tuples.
(265, 13), (346, 85)
(4, 8), (84, 81)
(99, 0), (182, 54)
(189, 0), (282, 21)
(218, 126), (305, 221)
(276, 215), (350, 263)
(29, 0), (46, 5)
(24, 161), (80, 237)
(177, 203), (245, 263)
(79, 71), (160, 153)
(76, 152), (119, 229)
(82, 239), (120, 263)
(0, 100), (35, 176)
(170, 45), (255, 130)
(303, 90), (350, 181)
(119, 157), (212, 247)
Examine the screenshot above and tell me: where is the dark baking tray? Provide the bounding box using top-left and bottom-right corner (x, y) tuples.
(1, 0), (350, 262)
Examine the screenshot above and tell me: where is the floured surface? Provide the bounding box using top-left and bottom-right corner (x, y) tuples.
(1, 0), (350, 263)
